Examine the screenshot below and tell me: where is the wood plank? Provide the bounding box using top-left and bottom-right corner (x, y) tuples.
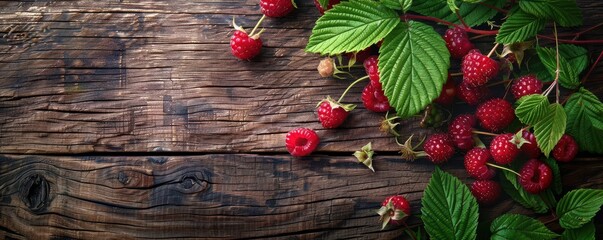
(1, 154), (601, 239)
(1, 1), (603, 154)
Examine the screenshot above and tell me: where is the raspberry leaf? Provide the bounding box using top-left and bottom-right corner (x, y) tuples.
(556, 189), (603, 229)
(561, 221), (595, 240)
(499, 169), (549, 213)
(537, 47), (580, 89)
(564, 88), (603, 154)
(519, 0), (582, 27)
(379, 21), (450, 118)
(411, 0), (505, 27)
(381, 0), (412, 12)
(421, 167), (479, 240)
(496, 9), (546, 44)
(524, 44), (588, 82)
(533, 103), (567, 157)
(490, 214), (558, 240)
(515, 94), (549, 125)
(305, 0), (400, 55)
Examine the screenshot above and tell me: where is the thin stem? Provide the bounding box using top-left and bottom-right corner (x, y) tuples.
(472, 130), (498, 137)
(249, 15), (266, 37)
(450, 72), (463, 77)
(486, 163), (521, 176)
(338, 75), (369, 102)
(537, 34), (603, 45)
(581, 50), (603, 84)
(479, 2), (508, 13)
(455, 10), (469, 28)
(487, 43), (500, 58)
(486, 79), (512, 88)
(402, 222), (418, 240)
(554, 23), (560, 103)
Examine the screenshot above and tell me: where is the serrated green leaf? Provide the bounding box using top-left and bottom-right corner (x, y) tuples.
(496, 9), (546, 44)
(379, 21), (450, 118)
(421, 167), (479, 240)
(534, 103), (567, 157)
(401, 0), (412, 12)
(500, 170), (549, 213)
(565, 88), (603, 154)
(490, 214), (559, 240)
(381, 0), (412, 12)
(463, 0), (484, 3)
(558, 44), (588, 75)
(447, 0), (459, 12)
(515, 94), (549, 125)
(537, 47), (580, 89)
(542, 158), (562, 195)
(305, 0), (400, 55)
(519, 0), (582, 27)
(411, 0), (506, 27)
(561, 220), (595, 240)
(557, 189), (603, 229)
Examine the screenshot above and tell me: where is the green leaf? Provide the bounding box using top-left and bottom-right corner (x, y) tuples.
(542, 158), (562, 195)
(490, 214), (559, 240)
(557, 189), (603, 229)
(537, 47), (580, 89)
(447, 0), (459, 12)
(500, 170), (549, 213)
(379, 21), (450, 118)
(533, 103), (567, 157)
(562, 220), (595, 240)
(317, 0), (329, 10)
(305, 0), (400, 55)
(496, 9), (546, 44)
(421, 167), (479, 240)
(515, 94), (549, 125)
(519, 0), (582, 27)
(558, 44), (589, 75)
(565, 88), (603, 154)
(411, 0), (506, 27)
(381, 0), (412, 12)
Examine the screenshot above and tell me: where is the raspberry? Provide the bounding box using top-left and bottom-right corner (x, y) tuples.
(490, 133), (520, 164)
(443, 27), (475, 59)
(230, 30), (262, 60)
(470, 180), (501, 205)
(476, 98), (515, 132)
(511, 75), (543, 100)
(377, 195), (411, 229)
(552, 134), (579, 162)
(260, 0), (294, 18)
(448, 114), (476, 150)
(520, 130), (542, 159)
(285, 128), (319, 157)
(362, 82), (391, 112)
(456, 82), (490, 105)
(434, 76), (456, 106)
(364, 55), (380, 87)
(423, 133), (455, 164)
(317, 99), (350, 128)
(313, 0), (340, 14)
(465, 148), (496, 180)
(519, 159), (553, 194)
(462, 49), (499, 86)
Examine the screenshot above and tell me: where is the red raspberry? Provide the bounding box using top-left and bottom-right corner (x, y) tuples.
(490, 133), (520, 164)
(362, 82), (391, 112)
(434, 76), (456, 105)
(230, 30), (262, 60)
(470, 180), (501, 205)
(476, 98), (515, 132)
(285, 128), (319, 157)
(423, 133), (455, 164)
(465, 148), (496, 180)
(364, 55), (380, 87)
(317, 98), (351, 128)
(448, 114), (476, 151)
(456, 82), (490, 105)
(462, 49), (499, 86)
(520, 130), (541, 159)
(511, 75), (543, 100)
(519, 159), (553, 194)
(313, 0), (340, 14)
(260, 0), (294, 18)
(443, 27), (475, 59)
(552, 134), (579, 162)
(377, 195), (411, 228)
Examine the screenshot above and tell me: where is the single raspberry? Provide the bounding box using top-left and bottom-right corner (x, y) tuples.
(448, 114), (476, 150)
(519, 159), (553, 194)
(462, 49), (499, 86)
(230, 18), (263, 60)
(434, 75), (456, 105)
(317, 96), (354, 128)
(520, 130), (541, 159)
(377, 195), (411, 229)
(470, 180), (501, 205)
(364, 55), (380, 87)
(423, 133), (455, 164)
(313, 0), (340, 14)
(443, 27), (475, 59)
(552, 134), (579, 162)
(285, 128), (319, 157)
(511, 75), (543, 100)
(465, 148), (496, 180)
(456, 82), (490, 105)
(490, 133), (520, 164)
(362, 82), (391, 112)
(260, 0), (294, 18)
(476, 98), (515, 132)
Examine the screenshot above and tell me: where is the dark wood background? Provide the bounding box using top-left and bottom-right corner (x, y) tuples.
(0, 0), (602, 239)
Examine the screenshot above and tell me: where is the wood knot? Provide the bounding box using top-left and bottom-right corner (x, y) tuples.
(20, 174), (50, 212)
(177, 172), (209, 194)
(117, 171), (130, 185)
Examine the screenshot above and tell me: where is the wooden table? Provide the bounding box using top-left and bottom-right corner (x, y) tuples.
(1, 1), (602, 239)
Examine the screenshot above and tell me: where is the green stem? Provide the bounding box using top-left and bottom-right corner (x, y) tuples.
(472, 130), (498, 137)
(337, 75), (369, 102)
(487, 42), (500, 58)
(249, 15), (266, 37)
(486, 163), (520, 176)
